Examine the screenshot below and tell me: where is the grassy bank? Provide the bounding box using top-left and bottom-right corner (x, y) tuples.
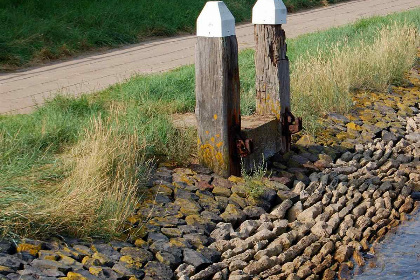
(0, 0), (347, 70)
(1, 9), (419, 239)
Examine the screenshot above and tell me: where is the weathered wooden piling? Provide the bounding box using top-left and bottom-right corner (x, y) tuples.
(253, 0), (291, 151)
(195, 1), (241, 177)
(194, 1), (297, 176)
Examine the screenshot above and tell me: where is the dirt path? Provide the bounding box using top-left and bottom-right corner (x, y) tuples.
(0, 0), (418, 114)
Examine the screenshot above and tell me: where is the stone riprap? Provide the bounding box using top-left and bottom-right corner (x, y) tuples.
(1, 61), (420, 280)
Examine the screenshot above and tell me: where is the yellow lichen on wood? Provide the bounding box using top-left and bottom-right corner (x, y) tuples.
(198, 137), (228, 175)
(215, 152), (225, 167)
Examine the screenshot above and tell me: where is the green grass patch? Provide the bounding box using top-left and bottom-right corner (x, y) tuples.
(0, 0), (347, 69)
(1, 8), (419, 239)
(241, 160), (269, 199)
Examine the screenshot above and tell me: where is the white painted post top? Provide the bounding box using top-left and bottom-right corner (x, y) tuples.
(252, 0), (287, 25)
(197, 1), (236, 37)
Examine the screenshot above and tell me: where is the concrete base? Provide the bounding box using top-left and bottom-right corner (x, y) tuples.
(172, 113), (283, 173)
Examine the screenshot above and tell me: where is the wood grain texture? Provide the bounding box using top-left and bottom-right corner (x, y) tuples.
(195, 35), (241, 177)
(254, 24), (290, 119)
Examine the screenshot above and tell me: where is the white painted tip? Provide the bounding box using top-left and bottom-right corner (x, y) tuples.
(197, 1), (236, 37)
(252, 0), (287, 25)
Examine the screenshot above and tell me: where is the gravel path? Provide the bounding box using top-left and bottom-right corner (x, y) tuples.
(1, 0), (419, 114)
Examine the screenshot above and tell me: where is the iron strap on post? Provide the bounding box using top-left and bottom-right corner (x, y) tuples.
(282, 107), (302, 151)
(236, 137), (253, 158)
(235, 126), (253, 158)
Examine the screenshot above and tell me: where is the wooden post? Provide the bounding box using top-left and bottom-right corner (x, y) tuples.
(195, 1), (241, 177)
(253, 0), (290, 151)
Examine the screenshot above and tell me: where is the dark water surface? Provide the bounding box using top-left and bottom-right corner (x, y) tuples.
(353, 207), (420, 280)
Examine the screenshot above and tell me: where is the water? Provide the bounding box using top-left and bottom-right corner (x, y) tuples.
(353, 207), (420, 280)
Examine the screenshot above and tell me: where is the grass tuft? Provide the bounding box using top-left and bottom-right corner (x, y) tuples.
(0, 99), (196, 239)
(1, 114), (152, 239)
(241, 159), (269, 199)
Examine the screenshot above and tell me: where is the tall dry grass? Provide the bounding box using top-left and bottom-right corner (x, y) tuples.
(1, 116), (152, 239)
(291, 23), (419, 133)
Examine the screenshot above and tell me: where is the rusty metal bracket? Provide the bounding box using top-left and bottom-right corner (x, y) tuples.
(236, 138), (253, 157)
(232, 125), (253, 158)
(282, 107), (302, 151)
